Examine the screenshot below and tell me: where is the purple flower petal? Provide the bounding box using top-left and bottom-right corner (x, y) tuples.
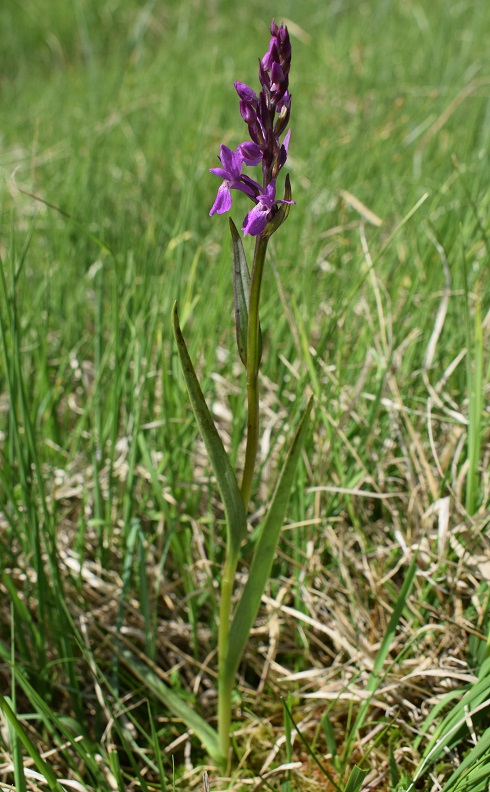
(277, 129), (291, 170)
(239, 100), (257, 126)
(262, 181), (277, 205)
(242, 203), (270, 236)
(262, 40), (279, 71)
(219, 145), (243, 178)
(270, 61), (284, 90)
(240, 174), (262, 195)
(242, 182), (275, 235)
(209, 182), (232, 215)
(242, 180), (295, 235)
(283, 129), (291, 152)
(234, 82), (257, 104)
(209, 144), (262, 215)
(209, 166), (231, 179)
(238, 141), (263, 166)
(233, 180), (259, 200)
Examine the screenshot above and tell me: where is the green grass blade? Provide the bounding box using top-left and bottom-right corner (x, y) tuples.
(0, 693), (65, 792)
(412, 687), (465, 752)
(413, 662), (490, 772)
(172, 301), (247, 560)
(118, 647), (223, 765)
(388, 746), (400, 788)
(148, 701), (167, 792)
(341, 554), (418, 764)
(225, 398), (313, 684)
(282, 694), (293, 792)
(463, 268), (483, 515)
(17, 186), (113, 254)
(10, 613), (27, 792)
(343, 765), (369, 792)
(3, 573), (43, 658)
(282, 697), (341, 791)
(441, 727), (490, 792)
(6, 662), (103, 780)
(321, 710), (339, 770)
(407, 660), (490, 791)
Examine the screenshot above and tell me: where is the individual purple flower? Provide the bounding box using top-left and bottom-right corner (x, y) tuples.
(234, 82), (258, 105)
(270, 62), (285, 92)
(261, 41), (278, 72)
(242, 180), (294, 237)
(277, 90), (291, 112)
(237, 141), (263, 166)
(209, 145), (256, 215)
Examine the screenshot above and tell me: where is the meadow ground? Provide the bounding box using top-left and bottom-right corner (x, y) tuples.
(0, 1), (489, 790)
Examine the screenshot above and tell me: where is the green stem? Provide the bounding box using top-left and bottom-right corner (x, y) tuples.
(218, 234), (269, 763)
(240, 234), (269, 510)
(218, 552), (239, 764)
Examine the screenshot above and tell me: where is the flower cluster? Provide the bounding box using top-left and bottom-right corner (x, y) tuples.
(209, 20), (294, 237)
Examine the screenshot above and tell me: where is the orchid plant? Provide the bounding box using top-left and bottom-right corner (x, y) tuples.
(152, 20), (311, 768)
(208, 20), (296, 515)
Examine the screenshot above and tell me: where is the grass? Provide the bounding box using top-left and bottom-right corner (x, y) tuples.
(1, 0), (489, 790)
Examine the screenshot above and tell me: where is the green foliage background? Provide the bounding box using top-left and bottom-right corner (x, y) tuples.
(0, 0), (489, 789)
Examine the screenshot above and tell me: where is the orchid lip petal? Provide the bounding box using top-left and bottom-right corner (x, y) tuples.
(242, 203), (269, 236)
(209, 183), (232, 215)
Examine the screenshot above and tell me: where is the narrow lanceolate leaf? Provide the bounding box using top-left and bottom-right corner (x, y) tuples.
(229, 218), (262, 367)
(118, 648), (223, 765)
(172, 302), (247, 559)
(225, 397), (313, 682)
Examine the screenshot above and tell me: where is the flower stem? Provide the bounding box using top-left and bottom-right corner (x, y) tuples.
(218, 552), (239, 764)
(240, 234), (269, 511)
(218, 235), (269, 764)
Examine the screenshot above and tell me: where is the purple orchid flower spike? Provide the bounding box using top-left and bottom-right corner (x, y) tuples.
(210, 19), (294, 235)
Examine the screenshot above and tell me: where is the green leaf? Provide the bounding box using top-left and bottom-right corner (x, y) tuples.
(119, 647), (223, 765)
(225, 398), (313, 683)
(172, 302), (247, 560)
(229, 218), (262, 368)
(344, 765), (369, 792)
